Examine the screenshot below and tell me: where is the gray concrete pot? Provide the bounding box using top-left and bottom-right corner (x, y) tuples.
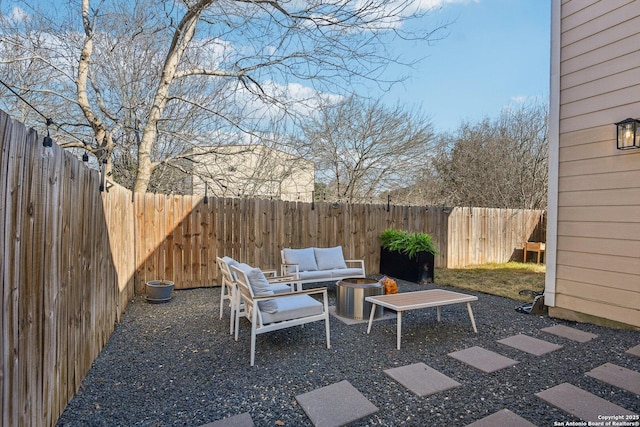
(145, 280), (174, 303)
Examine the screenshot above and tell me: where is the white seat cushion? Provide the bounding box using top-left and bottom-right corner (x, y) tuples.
(282, 248), (318, 272)
(314, 246), (347, 270)
(261, 295), (323, 324)
(298, 270), (334, 281)
(330, 268), (364, 278)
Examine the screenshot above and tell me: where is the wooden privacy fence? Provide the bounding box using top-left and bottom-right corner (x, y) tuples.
(0, 107), (546, 426)
(134, 194), (546, 292)
(0, 111), (135, 427)
(134, 196), (448, 292)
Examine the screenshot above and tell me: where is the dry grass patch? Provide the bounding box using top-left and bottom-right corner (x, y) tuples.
(435, 262), (545, 302)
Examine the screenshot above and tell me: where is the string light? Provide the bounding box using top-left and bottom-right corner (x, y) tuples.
(0, 78), (91, 151)
(43, 118), (53, 147)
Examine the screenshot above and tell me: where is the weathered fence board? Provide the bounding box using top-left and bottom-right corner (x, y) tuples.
(134, 195), (545, 292)
(1, 106), (546, 426)
(0, 111), (135, 427)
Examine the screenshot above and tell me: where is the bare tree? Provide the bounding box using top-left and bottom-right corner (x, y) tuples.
(299, 95), (435, 204)
(419, 102), (548, 209)
(0, 0), (448, 193)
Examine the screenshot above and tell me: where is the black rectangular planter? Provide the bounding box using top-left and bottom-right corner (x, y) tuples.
(379, 247), (435, 284)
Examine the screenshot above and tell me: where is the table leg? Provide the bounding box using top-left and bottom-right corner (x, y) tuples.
(436, 306), (441, 322)
(467, 302), (478, 333)
(396, 311), (403, 350)
(367, 303), (377, 334)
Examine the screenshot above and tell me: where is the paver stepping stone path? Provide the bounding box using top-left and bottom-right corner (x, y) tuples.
(536, 382), (637, 422)
(497, 334), (563, 355)
(295, 380), (378, 427)
(200, 412), (254, 427)
(465, 409), (537, 427)
(626, 343), (640, 358)
(448, 346), (518, 373)
(541, 324), (598, 342)
(586, 363), (640, 395)
(384, 362), (461, 397)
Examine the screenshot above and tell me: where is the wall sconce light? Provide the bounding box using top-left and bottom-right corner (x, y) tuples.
(615, 118), (640, 150)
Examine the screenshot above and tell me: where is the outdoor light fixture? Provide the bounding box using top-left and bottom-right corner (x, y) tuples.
(43, 117), (53, 147)
(615, 118), (640, 150)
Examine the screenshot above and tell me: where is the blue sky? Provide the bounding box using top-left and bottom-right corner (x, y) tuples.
(382, 0), (551, 133)
(1, 0), (550, 136)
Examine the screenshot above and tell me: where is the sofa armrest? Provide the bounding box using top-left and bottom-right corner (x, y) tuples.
(254, 287), (328, 303)
(267, 274), (297, 283)
(281, 263), (300, 276)
(345, 259), (366, 274)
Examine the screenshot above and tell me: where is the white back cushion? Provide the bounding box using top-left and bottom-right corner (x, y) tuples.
(282, 248), (318, 271)
(246, 268), (278, 313)
(314, 246), (347, 270)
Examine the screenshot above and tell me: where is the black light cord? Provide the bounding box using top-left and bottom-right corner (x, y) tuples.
(0, 78), (51, 124)
(0, 77), (91, 147)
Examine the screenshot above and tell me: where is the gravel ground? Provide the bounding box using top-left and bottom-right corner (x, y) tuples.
(56, 280), (640, 427)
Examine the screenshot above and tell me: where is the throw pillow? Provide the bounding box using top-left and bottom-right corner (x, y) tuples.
(282, 248), (318, 271)
(314, 246), (347, 270)
(247, 268), (278, 313)
(222, 256), (239, 268)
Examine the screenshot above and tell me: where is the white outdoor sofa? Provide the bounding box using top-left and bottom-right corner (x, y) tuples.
(280, 246), (366, 290)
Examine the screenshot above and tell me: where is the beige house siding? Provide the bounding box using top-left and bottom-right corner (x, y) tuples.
(547, 0), (640, 328)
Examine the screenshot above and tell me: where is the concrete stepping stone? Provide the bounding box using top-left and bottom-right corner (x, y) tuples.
(448, 346), (518, 373)
(497, 334), (563, 356)
(535, 382), (637, 422)
(626, 343), (640, 358)
(465, 409), (537, 427)
(295, 380), (378, 427)
(200, 412), (254, 427)
(541, 324), (597, 342)
(586, 363), (640, 395)
(384, 362), (461, 397)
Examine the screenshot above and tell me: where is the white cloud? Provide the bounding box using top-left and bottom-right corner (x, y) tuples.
(3, 6), (30, 24)
(510, 95), (528, 104)
(240, 80), (343, 120)
(411, 0), (479, 10)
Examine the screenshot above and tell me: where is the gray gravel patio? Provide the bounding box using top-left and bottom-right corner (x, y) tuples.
(55, 279), (640, 426)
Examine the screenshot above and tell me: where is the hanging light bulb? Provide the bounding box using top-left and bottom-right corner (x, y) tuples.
(42, 118), (54, 159)
(42, 131), (53, 147)
(43, 118), (53, 147)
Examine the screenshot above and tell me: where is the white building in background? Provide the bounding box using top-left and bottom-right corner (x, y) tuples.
(190, 145), (315, 202)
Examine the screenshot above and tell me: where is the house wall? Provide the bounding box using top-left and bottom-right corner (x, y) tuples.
(192, 145), (315, 202)
(546, 0), (640, 328)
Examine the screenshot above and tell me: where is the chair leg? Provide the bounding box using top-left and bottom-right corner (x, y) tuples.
(325, 316), (331, 349)
(219, 283), (227, 319)
(234, 298), (241, 341)
(229, 285), (236, 335)
(250, 311), (257, 366)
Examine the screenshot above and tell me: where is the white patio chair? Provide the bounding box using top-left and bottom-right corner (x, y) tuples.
(216, 256), (298, 335)
(230, 264), (331, 366)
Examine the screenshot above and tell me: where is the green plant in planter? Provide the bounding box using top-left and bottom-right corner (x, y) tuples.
(379, 229), (439, 259)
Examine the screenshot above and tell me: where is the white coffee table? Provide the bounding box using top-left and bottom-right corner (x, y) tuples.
(366, 289), (478, 349)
